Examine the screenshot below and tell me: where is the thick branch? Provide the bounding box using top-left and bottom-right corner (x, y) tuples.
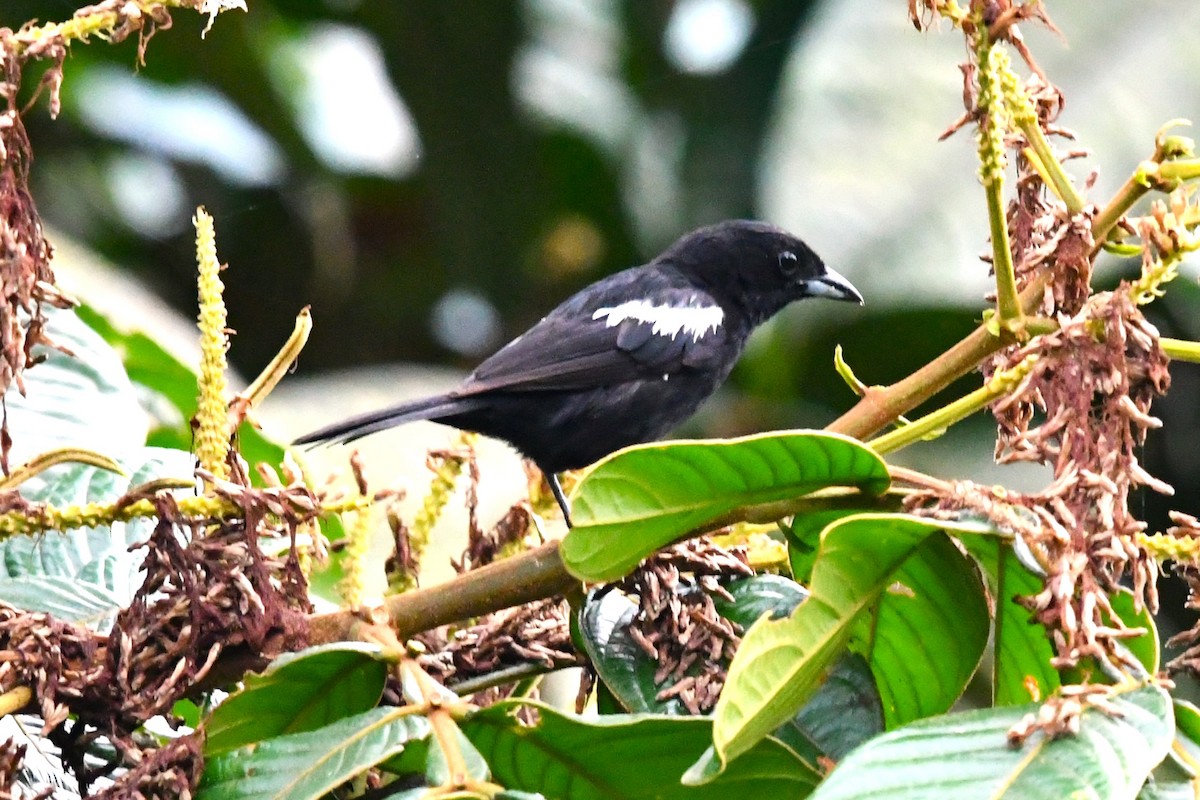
(308, 540), (577, 644)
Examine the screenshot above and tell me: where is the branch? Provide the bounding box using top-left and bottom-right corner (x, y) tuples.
(308, 541), (577, 644)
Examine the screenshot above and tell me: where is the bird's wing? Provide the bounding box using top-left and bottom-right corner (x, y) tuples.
(458, 284), (731, 394)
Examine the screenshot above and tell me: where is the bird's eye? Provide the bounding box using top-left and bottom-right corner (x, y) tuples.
(778, 250), (801, 276)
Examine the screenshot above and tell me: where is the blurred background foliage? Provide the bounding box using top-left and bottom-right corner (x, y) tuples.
(3, 0), (1199, 533)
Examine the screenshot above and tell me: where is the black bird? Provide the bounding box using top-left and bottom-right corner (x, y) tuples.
(295, 220), (862, 525)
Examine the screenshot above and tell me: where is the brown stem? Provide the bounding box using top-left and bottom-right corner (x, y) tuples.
(828, 274), (1050, 440)
(308, 540), (577, 644)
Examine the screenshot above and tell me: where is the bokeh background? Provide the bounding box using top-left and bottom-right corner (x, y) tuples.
(5, 0), (1200, 611)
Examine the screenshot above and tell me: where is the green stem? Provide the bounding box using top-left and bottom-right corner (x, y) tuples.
(868, 355), (1038, 455)
(986, 179), (1023, 331)
(1157, 159), (1200, 183)
(1162, 338), (1200, 363)
(827, 273), (1051, 440)
(975, 40), (1024, 334)
(1018, 118), (1085, 213)
(1092, 174), (1149, 246)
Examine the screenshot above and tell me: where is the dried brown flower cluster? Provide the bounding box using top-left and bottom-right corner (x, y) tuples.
(896, 0), (1187, 687)
(1163, 513), (1200, 673)
(1008, 164), (1094, 316)
(908, 287), (1171, 671)
(0, 1), (199, 471)
(416, 597), (578, 693)
(0, 734), (48, 800)
(0, 38), (66, 472)
(989, 287), (1169, 668)
(1005, 682), (1126, 745)
(91, 737), (201, 800)
(0, 470), (326, 795)
(613, 540), (754, 714)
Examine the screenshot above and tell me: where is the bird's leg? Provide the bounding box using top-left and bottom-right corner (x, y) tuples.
(547, 473), (573, 528)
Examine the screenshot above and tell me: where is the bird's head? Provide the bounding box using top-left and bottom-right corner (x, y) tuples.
(662, 220), (862, 326)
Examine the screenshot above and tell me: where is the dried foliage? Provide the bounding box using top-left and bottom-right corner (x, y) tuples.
(0, 42), (65, 473)
(0, 737), (50, 800)
(0, 1), (205, 469)
(611, 540), (754, 714)
(91, 736), (202, 800)
(0, 468), (325, 795)
(1006, 683), (1126, 745)
(416, 597), (578, 692)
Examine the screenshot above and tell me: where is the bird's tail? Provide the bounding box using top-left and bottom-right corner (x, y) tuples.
(293, 394), (485, 446)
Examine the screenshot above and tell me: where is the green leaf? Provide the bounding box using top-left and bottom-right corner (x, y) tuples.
(962, 537), (1059, 706)
(772, 652), (883, 766)
(5, 306), (145, 469)
(714, 574), (810, 627)
(75, 304), (197, 436)
(462, 700), (819, 799)
(424, 722), (490, 785)
(0, 448), (194, 632)
(784, 506), (886, 585)
(858, 531), (988, 727)
(198, 707), (429, 800)
(810, 685), (1173, 800)
(1173, 699), (1200, 748)
(709, 514), (996, 770)
(203, 643), (391, 757)
(562, 431), (890, 582)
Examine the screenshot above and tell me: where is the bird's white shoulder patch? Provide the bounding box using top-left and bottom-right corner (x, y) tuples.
(591, 299), (724, 341)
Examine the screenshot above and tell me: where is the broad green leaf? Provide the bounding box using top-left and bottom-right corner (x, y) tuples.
(811, 685), (1173, 800)
(857, 531), (988, 727)
(709, 514), (996, 770)
(1173, 699), (1200, 751)
(968, 538), (1159, 707)
(203, 643), (391, 757)
(784, 505), (892, 584)
(714, 573), (810, 627)
(4, 306), (145, 469)
(1138, 780), (1197, 800)
(0, 576), (125, 628)
(198, 707), (429, 800)
(462, 700), (819, 799)
(579, 589), (661, 712)
(962, 537), (1059, 706)
(580, 575), (807, 715)
(0, 448), (194, 632)
(772, 652), (883, 767)
(562, 431), (889, 582)
(75, 304), (197, 438)
(1162, 700), (1200, 789)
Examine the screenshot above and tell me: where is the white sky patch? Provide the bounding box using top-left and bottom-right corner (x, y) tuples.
(593, 300), (723, 341)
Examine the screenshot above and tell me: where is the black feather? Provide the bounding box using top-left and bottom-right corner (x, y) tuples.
(295, 220), (863, 523)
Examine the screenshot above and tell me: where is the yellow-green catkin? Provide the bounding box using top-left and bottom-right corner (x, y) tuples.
(975, 41), (1010, 191)
(194, 207), (231, 482)
(1138, 531), (1200, 563)
(339, 507), (374, 608)
(0, 494), (230, 537)
(408, 432), (476, 559)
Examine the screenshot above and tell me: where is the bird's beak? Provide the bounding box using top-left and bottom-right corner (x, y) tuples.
(804, 266), (864, 305)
